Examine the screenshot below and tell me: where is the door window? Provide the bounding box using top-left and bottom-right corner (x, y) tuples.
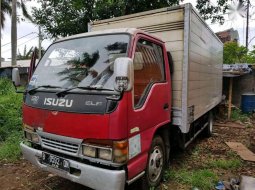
(133, 38), (165, 107)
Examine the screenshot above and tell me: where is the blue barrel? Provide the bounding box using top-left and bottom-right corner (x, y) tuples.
(241, 93), (255, 113)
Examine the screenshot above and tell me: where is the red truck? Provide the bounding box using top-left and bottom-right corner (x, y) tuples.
(16, 4), (222, 190)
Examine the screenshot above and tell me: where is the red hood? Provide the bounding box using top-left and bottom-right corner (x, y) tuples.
(22, 94), (128, 140)
(23, 105), (110, 139)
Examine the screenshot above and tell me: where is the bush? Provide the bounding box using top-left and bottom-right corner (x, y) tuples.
(0, 131), (23, 161)
(0, 78), (23, 161)
(231, 108), (250, 123)
(0, 78), (16, 95)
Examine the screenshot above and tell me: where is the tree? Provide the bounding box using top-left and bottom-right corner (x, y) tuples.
(0, 0), (12, 67)
(17, 45), (45, 60)
(1, 0), (12, 28)
(246, 46), (255, 63)
(17, 45), (33, 60)
(11, 0), (32, 66)
(196, 0), (250, 24)
(32, 0), (180, 39)
(32, 1), (94, 39)
(223, 41), (255, 64)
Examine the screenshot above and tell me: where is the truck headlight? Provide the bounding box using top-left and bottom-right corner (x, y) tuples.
(98, 148), (112, 161)
(82, 145), (96, 158)
(24, 130), (39, 144)
(82, 140), (128, 164)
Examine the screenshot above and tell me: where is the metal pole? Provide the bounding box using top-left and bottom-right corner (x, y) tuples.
(11, 0), (17, 66)
(38, 26), (42, 59)
(246, 0), (250, 48)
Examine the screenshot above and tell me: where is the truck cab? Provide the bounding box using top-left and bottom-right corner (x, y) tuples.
(21, 28), (172, 190)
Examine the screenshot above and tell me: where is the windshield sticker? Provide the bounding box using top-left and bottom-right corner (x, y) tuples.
(29, 75), (38, 85)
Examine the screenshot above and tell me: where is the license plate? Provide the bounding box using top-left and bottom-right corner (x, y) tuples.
(42, 152), (70, 172)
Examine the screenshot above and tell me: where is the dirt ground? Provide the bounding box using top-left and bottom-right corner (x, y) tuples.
(0, 121), (254, 190)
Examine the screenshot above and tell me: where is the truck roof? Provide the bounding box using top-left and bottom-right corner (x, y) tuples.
(56, 28), (163, 43)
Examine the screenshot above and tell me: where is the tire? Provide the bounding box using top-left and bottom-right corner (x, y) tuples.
(142, 135), (166, 189)
(204, 112), (213, 137)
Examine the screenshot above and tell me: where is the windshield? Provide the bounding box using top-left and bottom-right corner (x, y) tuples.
(29, 34), (130, 91)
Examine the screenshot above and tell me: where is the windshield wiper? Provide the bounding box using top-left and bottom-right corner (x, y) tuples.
(27, 85), (62, 95)
(56, 85), (114, 97)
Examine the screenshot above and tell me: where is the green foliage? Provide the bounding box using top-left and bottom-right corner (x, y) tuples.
(231, 108), (250, 123)
(165, 169), (218, 190)
(32, 0), (180, 38)
(223, 42), (250, 64)
(196, 0), (249, 24)
(17, 45), (46, 61)
(17, 45), (34, 60)
(223, 42), (255, 64)
(0, 78), (15, 95)
(246, 45), (255, 63)
(1, 0), (12, 28)
(0, 78), (23, 142)
(32, 1), (92, 38)
(206, 159), (242, 170)
(0, 131), (22, 162)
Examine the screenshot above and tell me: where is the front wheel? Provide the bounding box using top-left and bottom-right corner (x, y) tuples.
(142, 135), (166, 189)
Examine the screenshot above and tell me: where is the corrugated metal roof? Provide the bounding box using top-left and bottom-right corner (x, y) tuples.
(223, 63), (254, 77)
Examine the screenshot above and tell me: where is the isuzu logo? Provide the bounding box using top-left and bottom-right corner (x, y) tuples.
(31, 96), (39, 104)
(44, 98), (73, 107)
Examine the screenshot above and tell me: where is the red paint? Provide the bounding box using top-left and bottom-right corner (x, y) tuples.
(23, 30), (172, 182)
(126, 33), (171, 179)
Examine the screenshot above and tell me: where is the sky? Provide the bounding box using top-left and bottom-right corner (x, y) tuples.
(1, 0), (255, 60)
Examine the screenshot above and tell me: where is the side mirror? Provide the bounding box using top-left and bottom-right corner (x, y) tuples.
(114, 57), (133, 92)
(12, 68), (21, 86)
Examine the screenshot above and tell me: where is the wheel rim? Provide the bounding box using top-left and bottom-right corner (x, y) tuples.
(148, 146), (164, 183)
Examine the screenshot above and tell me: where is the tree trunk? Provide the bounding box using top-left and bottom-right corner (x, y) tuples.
(0, 0), (2, 67)
(11, 0), (17, 66)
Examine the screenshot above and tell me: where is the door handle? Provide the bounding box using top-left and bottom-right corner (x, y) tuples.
(163, 103), (169, 110)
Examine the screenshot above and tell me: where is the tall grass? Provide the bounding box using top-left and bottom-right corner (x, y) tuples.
(0, 78), (23, 161)
(165, 169), (218, 190)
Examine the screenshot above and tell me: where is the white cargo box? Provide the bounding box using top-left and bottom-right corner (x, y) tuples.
(89, 3), (223, 133)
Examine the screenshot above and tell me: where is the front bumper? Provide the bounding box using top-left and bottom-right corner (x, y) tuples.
(20, 142), (126, 190)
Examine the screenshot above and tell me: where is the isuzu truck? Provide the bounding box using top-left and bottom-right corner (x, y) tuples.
(18, 3), (222, 190)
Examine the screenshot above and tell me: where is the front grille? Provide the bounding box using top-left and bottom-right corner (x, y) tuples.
(41, 136), (79, 154)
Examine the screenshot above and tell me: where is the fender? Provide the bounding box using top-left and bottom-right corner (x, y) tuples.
(127, 120), (170, 181)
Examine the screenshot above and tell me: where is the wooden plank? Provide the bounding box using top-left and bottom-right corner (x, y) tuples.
(214, 122), (245, 129)
(226, 142), (255, 162)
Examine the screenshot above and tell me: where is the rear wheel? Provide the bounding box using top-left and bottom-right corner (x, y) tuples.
(142, 135), (166, 189)
(204, 112), (213, 137)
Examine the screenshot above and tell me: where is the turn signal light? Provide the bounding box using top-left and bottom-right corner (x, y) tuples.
(113, 140), (128, 163)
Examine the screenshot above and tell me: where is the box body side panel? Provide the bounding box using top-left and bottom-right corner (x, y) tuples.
(188, 10), (223, 121)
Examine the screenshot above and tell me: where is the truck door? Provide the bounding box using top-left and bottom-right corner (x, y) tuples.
(127, 35), (171, 179)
